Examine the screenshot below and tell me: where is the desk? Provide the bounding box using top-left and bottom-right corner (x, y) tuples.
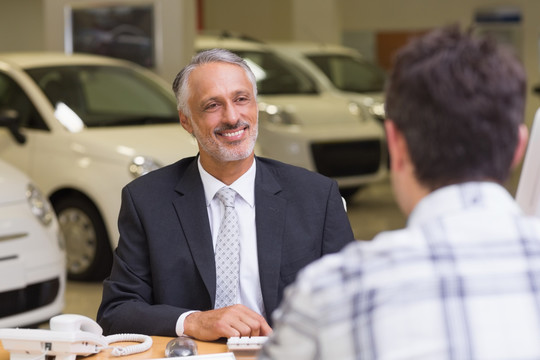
(0, 336), (231, 360)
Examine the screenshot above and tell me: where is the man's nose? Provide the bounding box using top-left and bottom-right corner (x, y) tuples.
(223, 103), (240, 124)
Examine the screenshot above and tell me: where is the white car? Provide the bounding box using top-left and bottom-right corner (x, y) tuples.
(268, 41), (387, 126)
(0, 46), (386, 282)
(0, 158), (65, 328)
(196, 34), (389, 198)
(0, 52), (199, 281)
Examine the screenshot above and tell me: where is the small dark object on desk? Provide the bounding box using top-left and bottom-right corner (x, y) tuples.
(165, 336), (198, 357)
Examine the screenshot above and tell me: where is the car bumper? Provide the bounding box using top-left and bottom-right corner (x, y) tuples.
(0, 201), (66, 328)
(257, 121), (388, 187)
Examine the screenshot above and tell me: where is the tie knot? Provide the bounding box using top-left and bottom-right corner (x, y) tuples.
(216, 187), (236, 208)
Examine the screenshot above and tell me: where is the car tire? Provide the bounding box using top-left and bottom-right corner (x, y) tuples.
(53, 195), (113, 282)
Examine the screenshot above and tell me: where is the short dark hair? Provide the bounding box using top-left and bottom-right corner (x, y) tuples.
(385, 25), (526, 190)
(172, 48), (257, 118)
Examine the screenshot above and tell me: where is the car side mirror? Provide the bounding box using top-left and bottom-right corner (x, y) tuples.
(0, 108), (26, 144)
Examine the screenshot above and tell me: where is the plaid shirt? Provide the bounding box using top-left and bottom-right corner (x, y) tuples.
(259, 182), (540, 360)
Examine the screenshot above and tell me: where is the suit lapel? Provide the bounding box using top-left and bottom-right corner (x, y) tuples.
(172, 159), (217, 305)
(255, 159), (287, 317)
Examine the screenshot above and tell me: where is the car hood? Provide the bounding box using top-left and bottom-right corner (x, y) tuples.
(344, 91), (384, 104)
(66, 123), (200, 166)
(259, 93), (361, 125)
(0, 161), (29, 204)
(325, 88), (384, 107)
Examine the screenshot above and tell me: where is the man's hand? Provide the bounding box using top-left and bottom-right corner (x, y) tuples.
(183, 305), (273, 341)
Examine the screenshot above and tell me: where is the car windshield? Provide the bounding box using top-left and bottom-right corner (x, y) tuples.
(26, 65), (178, 128)
(232, 50), (318, 95)
(307, 54), (386, 93)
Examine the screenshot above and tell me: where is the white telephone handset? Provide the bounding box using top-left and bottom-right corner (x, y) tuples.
(0, 314), (152, 360)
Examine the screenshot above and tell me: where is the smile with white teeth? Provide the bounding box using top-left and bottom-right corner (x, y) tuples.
(222, 129), (245, 137)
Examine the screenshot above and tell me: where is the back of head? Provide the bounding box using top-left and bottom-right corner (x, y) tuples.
(385, 25), (526, 190)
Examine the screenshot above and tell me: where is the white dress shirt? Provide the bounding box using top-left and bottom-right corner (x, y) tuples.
(176, 158), (264, 335)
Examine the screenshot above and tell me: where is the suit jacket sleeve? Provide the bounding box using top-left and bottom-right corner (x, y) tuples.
(97, 185), (191, 336)
(97, 158), (216, 336)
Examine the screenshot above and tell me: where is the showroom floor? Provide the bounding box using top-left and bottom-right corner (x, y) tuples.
(63, 169), (521, 321)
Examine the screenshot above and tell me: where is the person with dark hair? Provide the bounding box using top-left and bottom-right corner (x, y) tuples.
(259, 25), (540, 359)
(96, 48), (355, 341)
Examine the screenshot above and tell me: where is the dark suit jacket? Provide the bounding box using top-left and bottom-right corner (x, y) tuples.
(97, 156), (355, 336)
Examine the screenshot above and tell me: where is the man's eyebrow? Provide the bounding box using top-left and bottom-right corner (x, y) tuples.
(234, 89), (253, 97)
(198, 96), (219, 108)
(197, 88), (254, 108)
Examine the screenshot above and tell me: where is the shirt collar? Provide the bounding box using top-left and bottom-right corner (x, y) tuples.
(408, 181), (522, 227)
(198, 157), (256, 207)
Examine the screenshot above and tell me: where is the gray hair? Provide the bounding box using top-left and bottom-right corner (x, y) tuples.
(172, 48), (258, 117)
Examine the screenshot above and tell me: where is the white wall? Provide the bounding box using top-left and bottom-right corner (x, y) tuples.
(42, 0), (196, 83)
(201, 0), (339, 43)
(202, 0), (293, 41)
(0, 0), (196, 83)
(0, 0), (44, 51)
(337, 0), (540, 128)
(292, 0), (341, 43)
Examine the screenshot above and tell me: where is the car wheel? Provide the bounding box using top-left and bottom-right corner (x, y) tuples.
(53, 195), (112, 281)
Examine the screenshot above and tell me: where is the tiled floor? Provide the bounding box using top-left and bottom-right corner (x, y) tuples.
(63, 281), (103, 320)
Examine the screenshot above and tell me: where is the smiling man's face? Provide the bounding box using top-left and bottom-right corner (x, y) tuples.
(180, 62), (258, 167)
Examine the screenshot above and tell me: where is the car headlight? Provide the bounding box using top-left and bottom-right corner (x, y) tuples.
(348, 101), (369, 123)
(26, 183), (54, 226)
(258, 103), (298, 125)
(348, 101), (361, 116)
(368, 102), (386, 122)
(129, 156), (163, 178)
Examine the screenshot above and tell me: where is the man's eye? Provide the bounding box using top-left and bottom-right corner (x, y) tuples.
(204, 103), (219, 111)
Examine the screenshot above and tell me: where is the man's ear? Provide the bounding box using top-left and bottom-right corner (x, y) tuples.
(384, 120), (409, 172)
(178, 111), (193, 134)
(511, 123), (529, 169)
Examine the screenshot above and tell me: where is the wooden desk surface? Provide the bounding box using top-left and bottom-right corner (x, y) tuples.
(0, 336), (230, 360)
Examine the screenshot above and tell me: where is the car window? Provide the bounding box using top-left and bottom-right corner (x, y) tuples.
(26, 66), (178, 127)
(0, 72), (48, 130)
(229, 50), (318, 95)
(307, 54), (386, 93)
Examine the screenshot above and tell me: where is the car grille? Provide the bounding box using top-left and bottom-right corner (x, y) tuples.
(0, 278), (60, 318)
(311, 140), (382, 177)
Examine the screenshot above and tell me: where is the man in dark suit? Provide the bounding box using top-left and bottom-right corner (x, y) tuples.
(97, 48), (355, 340)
